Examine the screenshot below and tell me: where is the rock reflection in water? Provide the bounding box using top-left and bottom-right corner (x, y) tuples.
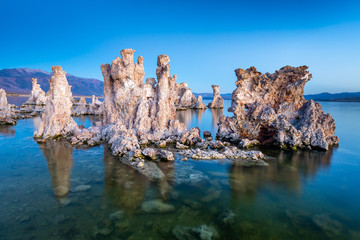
(103, 147), (149, 212)
(210, 108), (223, 129)
(0, 125), (15, 136)
(229, 148), (334, 202)
(39, 140), (73, 200)
(176, 109), (194, 127)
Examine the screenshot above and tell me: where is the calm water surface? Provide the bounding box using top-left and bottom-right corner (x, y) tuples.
(1, 99), (360, 239)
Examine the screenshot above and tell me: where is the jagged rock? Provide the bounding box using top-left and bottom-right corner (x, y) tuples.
(175, 82), (197, 110)
(141, 199), (175, 213)
(208, 140), (225, 150)
(180, 127), (201, 145)
(72, 97), (89, 116)
(157, 149), (175, 161)
(176, 142), (189, 149)
(195, 140), (209, 149)
(207, 85), (224, 109)
(194, 95), (207, 109)
(180, 148), (226, 159)
(0, 89), (16, 125)
(34, 66), (79, 138)
(89, 95), (103, 115)
(24, 78), (47, 105)
(217, 66), (339, 150)
(239, 139), (259, 148)
(142, 148), (158, 160)
(70, 126), (101, 146)
(179, 146), (268, 166)
(155, 140), (167, 148)
(172, 224), (219, 240)
(203, 131), (212, 138)
(100, 49), (187, 156)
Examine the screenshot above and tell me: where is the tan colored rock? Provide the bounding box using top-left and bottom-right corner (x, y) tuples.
(89, 95), (103, 115)
(194, 95), (207, 109)
(207, 85), (224, 109)
(34, 66), (79, 138)
(217, 66), (339, 150)
(174, 82), (197, 110)
(24, 78), (47, 105)
(100, 49), (187, 156)
(72, 97), (89, 116)
(0, 89), (16, 125)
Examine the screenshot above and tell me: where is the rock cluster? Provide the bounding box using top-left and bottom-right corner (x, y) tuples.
(24, 78), (47, 105)
(174, 82), (197, 110)
(34, 66), (79, 138)
(0, 88), (16, 125)
(100, 49), (187, 156)
(217, 66), (339, 150)
(72, 95), (103, 116)
(207, 85), (224, 109)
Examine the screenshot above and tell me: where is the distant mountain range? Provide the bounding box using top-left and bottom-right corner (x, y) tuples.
(0, 68), (104, 96)
(195, 92), (360, 102)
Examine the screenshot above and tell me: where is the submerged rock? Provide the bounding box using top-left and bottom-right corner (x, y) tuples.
(24, 78), (47, 105)
(141, 199), (175, 213)
(34, 66), (79, 138)
(172, 224), (219, 240)
(217, 66), (339, 150)
(207, 85), (224, 109)
(0, 89), (16, 125)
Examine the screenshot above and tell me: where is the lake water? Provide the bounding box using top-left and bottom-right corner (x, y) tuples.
(1, 99), (360, 239)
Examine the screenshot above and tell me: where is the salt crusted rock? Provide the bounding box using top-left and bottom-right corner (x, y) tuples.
(24, 78), (47, 105)
(194, 95), (207, 109)
(34, 66), (79, 138)
(0, 89), (16, 125)
(100, 49), (187, 156)
(175, 82), (197, 110)
(72, 97), (89, 116)
(207, 85), (224, 109)
(89, 95), (103, 115)
(217, 66), (339, 150)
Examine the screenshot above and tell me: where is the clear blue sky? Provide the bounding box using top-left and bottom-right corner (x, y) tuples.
(1, 0), (359, 94)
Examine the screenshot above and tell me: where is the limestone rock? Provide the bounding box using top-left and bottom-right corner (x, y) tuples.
(100, 49), (187, 156)
(217, 66), (339, 150)
(24, 78), (47, 105)
(207, 85), (224, 109)
(175, 82), (197, 110)
(72, 97), (89, 116)
(89, 95), (103, 115)
(194, 95), (207, 109)
(34, 66), (79, 138)
(0, 89), (16, 125)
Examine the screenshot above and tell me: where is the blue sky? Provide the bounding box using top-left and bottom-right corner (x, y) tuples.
(0, 0), (359, 94)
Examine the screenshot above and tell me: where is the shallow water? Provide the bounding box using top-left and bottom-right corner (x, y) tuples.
(0, 100), (360, 239)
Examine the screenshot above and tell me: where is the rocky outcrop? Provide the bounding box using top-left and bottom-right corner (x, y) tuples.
(100, 49), (187, 156)
(207, 85), (224, 109)
(0, 89), (16, 125)
(34, 66), (79, 138)
(72, 97), (89, 116)
(194, 95), (207, 109)
(89, 95), (103, 115)
(24, 78), (47, 105)
(175, 82), (197, 110)
(217, 66), (339, 150)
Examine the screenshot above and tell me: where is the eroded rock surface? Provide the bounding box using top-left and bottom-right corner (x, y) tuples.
(194, 95), (207, 109)
(34, 66), (79, 138)
(0, 89), (16, 125)
(207, 85), (224, 109)
(24, 78), (47, 105)
(100, 49), (187, 156)
(175, 82), (197, 110)
(217, 66), (339, 150)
